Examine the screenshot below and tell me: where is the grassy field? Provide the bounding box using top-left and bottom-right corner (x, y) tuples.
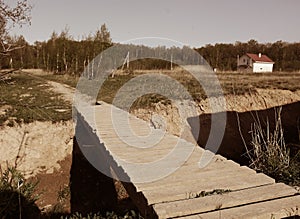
(218, 71), (300, 93)
(0, 73), (72, 126)
(39, 69), (300, 108)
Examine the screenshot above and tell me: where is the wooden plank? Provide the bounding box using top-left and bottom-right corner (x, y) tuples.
(102, 139), (200, 168)
(119, 158), (224, 178)
(143, 173), (275, 204)
(103, 135), (180, 151)
(105, 143), (185, 156)
(134, 156), (241, 188)
(180, 195), (300, 219)
(137, 166), (256, 192)
(154, 183), (299, 218)
(111, 149), (243, 184)
(98, 126), (153, 133)
(140, 166), (257, 195)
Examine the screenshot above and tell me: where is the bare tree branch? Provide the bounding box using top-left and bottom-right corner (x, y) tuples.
(0, 0), (32, 56)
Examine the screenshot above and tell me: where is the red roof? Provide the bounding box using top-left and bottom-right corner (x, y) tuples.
(246, 53), (274, 63)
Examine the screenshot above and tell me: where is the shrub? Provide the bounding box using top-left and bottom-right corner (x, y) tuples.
(0, 165), (40, 218)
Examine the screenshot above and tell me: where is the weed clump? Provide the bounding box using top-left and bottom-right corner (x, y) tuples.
(247, 107), (300, 185)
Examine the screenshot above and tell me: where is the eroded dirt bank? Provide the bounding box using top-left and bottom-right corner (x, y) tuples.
(132, 88), (300, 137)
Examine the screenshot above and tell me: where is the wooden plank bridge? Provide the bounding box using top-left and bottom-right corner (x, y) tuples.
(75, 102), (300, 219)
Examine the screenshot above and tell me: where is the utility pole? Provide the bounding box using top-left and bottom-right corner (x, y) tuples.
(126, 51), (129, 69)
(56, 51), (59, 73)
(171, 53), (173, 70)
(237, 55), (240, 72)
(121, 51), (130, 70)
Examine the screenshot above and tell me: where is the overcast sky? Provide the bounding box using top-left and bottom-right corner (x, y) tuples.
(11, 0), (300, 47)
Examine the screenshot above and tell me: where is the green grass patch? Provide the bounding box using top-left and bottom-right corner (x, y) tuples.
(0, 73), (72, 126)
(99, 71), (300, 109)
(98, 75), (134, 104)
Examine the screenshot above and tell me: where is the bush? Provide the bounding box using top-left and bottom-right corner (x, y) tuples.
(0, 165), (40, 218)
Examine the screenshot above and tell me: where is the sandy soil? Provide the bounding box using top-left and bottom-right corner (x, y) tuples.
(0, 120), (73, 178)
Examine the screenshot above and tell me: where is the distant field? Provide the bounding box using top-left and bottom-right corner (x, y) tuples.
(37, 69), (300, 110)
(218, 71), (300, 94)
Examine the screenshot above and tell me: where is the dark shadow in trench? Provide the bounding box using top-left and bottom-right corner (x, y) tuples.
(69, 110), (142, 216)
(187, 101), (300, 164)
(70, 117), (118, 215)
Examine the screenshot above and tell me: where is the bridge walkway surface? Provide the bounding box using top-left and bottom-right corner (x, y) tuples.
(75, 102), (300, 219)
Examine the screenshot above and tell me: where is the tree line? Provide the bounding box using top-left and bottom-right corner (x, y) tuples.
(1, 29), (300, 73)
(0, 24), (113, 74)
(1, 1), (299, 73)
(0, 28), (205, 74)
(196, 39), (300, 72)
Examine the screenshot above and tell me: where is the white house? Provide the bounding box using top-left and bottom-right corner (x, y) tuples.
(237, 53), (274, 73)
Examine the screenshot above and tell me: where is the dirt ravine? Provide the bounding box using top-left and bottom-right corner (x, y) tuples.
(1, 75), (300, 179)
(1, 76), (300, 212)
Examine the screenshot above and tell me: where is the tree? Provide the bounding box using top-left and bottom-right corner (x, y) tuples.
(0, 0), (32, 56)
(94, 23), (112, 43)
(8, 35), (29, 68)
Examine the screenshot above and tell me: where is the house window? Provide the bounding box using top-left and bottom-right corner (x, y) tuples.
(243, 58), (246, 63)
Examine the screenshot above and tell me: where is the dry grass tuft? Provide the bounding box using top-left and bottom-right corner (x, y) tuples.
(245, 107), (300, 186)
(248, 107), (290, 175)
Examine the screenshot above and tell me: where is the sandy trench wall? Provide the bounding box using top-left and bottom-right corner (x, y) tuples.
(0, 120), (74, 178)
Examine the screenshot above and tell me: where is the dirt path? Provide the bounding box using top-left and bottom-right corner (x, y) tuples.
(47, 80), (75, 104)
